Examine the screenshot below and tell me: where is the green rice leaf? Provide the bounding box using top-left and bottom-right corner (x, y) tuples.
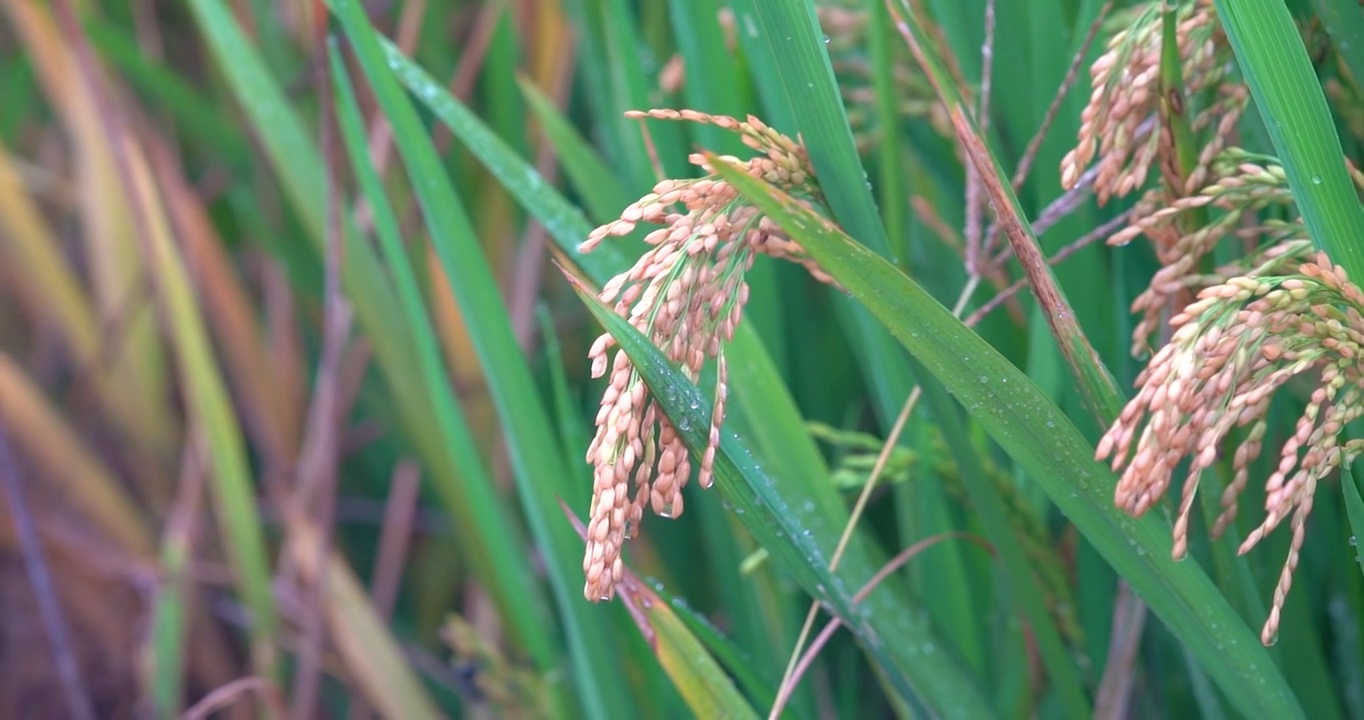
(710, 155), (1305, 720)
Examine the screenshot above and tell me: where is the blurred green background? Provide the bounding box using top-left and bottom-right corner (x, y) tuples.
(1, 0), (1362, 717)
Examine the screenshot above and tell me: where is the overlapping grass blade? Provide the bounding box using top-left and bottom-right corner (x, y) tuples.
(85, 19), (251, 169)
(185, 0), (558, 671)
(378, 33), (936, 712)
(0, 353), (153, 557)
(890, 0), (1124, 425)
(185, 1), (575, 692)
(653, 581), (788, 715)
(710, 157), (1305, 719)
(517, 76), (633, 223)
(378, 33), (837, 507)
(1213, 0), (1364, 278)
(727, 0), (917, 432)
(1312, 0), (1364, 96)
(912, 367), (1090, 716)
(285, 517), (443, 719)
(331, 3), (633, 716)
(1213, 0), (1364, 615)
(568, 278), (993, 717)
(124, 137), (279, 681)
(6, 1), (177, 460)
(623, 579), (761, 720)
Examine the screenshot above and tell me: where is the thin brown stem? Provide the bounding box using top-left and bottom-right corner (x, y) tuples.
(508, 38), (578, 351)
(1094, 582), (1148, 719)
(289, 28), (355, 718)
(982, 1), (1116, 262)
(1011, 1), (1114, 191)
(768, 532), (995, 719)
(771, 277), (979, 720)
(964, 0), (996, 275)
(967, 208), (1133, 328)
(184, 677), (288, 720)
(345, 462), (419, 720)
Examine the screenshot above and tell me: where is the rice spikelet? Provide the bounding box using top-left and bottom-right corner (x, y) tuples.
(579, 110), (835, 601)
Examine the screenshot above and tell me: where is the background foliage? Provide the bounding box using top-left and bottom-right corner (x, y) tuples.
(1, 0), (1362, 717)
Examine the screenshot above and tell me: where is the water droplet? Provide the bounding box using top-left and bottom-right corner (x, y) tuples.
(1312, 175), (1323, 185)
(1350, 536), (1358, 546)
(802, 500), (816, 512)
(823, 35), (831, 45)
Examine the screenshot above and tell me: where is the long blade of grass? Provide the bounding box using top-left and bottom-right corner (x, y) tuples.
(0, 352), (152, 557)
(912, 366), (1091, 716)
(889, 0), (1124, 426)
(331, 3), (636, 716)
(371, 30), (997, 714)
(49, 1), (280, 683)
(148, 437), (207, 720)
(626, 580), (762, 720)
(710, 156), (1304, 719)
(328, 42), (591, 717)
(285, 514), (444, 720)
(1212, 0), (1364, 279)
(562, 504), (763, 720)
(1312, 0), (1364, 96)
(125, 131), (280, 681)
(516, 76), (632, 224)
(727, 0), (917, 431)
(184, 0), (559, 671)
(567, 276), (994, 717)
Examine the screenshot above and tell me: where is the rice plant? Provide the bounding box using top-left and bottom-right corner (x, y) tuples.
(1, 0), (1362, 717)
